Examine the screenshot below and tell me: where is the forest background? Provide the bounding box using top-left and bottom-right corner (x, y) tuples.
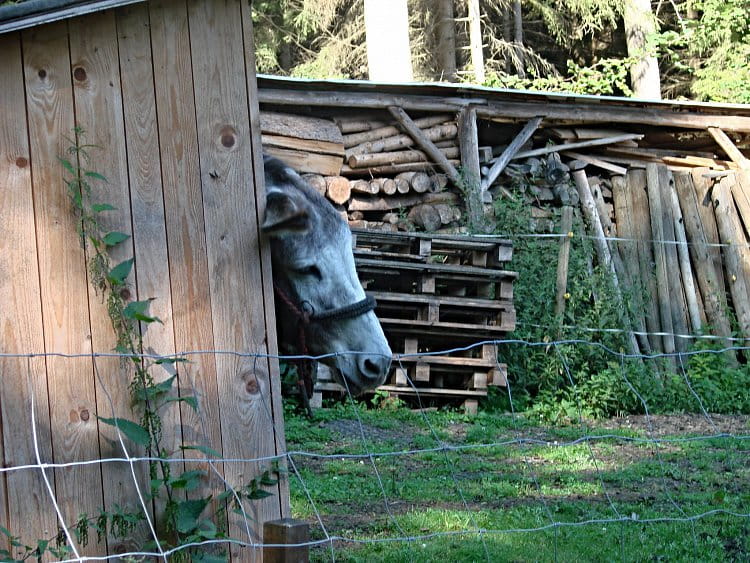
(252, 0), (750, 104)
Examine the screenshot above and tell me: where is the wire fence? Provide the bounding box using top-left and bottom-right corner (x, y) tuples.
(2, 332), (750, 562)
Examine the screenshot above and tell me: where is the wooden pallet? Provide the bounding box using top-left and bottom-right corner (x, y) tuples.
(371, 290), (516, 340)
(356, 257), (516, 298)
(351, 228), (513, 267)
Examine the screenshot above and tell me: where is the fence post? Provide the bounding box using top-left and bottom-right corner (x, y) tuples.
(263, 518), (310, 563)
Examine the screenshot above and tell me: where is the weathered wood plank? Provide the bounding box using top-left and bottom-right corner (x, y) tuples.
(645, 164), (676, 354)
(115, 2), (182, 525)
(658, 166), (690, 353)
(22, 21), (105, 554)
(149, 0), (226, 529)
(0, 31), (58, 553)
(188, 0), (281, 554)
(690, 168), (727, 295)
(242, 1), (291, 519)
(612, 175), (651, 351)
(481, 116), (542, 190)
(712, 176), (750, 337)
(69, 10), (152, 551)
(707, 127), (750, 169)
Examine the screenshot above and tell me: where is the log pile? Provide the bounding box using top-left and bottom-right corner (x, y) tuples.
(261, 110), (472, 232)
(259, 81), (750, 405)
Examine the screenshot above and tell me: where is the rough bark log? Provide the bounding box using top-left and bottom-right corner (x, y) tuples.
(396, 171), (432, 193)
(325, 176), (351, 205)
(348, 146), (460, 168)
(343, 114), (452, 148)
(301, 173), (327, 196)
(349, 191), (459, 211)
(408, 204), (442, 231)
(346, 122), (458, 157)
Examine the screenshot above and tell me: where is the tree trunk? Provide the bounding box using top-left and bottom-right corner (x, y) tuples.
(513, 0), (525, 78)
(364, 0), (413, 81)
(623, 0), (661, 99)
(436, 0), (457, 82)
(467, 0), (485, 83)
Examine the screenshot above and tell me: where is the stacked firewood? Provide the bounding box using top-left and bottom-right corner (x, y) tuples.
(261, 110), (473, 232)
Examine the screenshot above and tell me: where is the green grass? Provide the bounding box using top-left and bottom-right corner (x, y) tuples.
(283, 404), (750, 562)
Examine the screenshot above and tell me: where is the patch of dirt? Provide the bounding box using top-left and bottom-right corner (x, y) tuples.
(594, 414), (750, 437)
(321, 419), (424, 447)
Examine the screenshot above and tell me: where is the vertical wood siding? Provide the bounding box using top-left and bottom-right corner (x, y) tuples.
(0, 0), (284, 559)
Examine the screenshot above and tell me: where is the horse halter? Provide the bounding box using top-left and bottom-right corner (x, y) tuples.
(272, 284), (377, 415)
(273, 284), (376, 325)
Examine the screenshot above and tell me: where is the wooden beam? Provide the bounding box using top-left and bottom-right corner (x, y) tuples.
(388, 105), (462, 185)
(554, 206), (574, 317)
(257, 87), (750, 133)
(560, 151), (628, 175)
(507, 133), (644, 162)
(707, 126), (750, 169)
(481, 116), (542, 190)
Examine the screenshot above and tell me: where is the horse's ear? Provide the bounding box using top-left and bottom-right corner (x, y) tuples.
(262, 189), (311, 237)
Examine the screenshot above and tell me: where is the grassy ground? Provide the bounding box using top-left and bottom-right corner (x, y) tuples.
(283, 402), (750, 562)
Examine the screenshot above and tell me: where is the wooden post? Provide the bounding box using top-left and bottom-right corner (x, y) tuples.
(572, 165), (640, 356)
(555, 206), (574, 317)
(264, 518), (310, 563)
(707, 127), (750, 169)
(658, 166), (690, 353)
(668, 179), (702, 333)
(626, 169), (662, 352)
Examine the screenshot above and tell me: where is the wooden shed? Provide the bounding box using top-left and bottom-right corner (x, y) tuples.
(0, 0), (286, 559)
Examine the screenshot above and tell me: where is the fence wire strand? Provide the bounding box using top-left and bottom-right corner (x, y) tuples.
(3, 336), (750, 561)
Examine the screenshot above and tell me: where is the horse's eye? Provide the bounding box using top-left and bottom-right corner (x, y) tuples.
(294, 265), (322, 280)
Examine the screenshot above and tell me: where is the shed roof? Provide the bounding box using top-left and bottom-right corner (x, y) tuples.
(0, 0), (143, 34)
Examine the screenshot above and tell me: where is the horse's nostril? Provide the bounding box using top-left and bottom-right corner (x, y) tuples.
(359, 355), (390, 381)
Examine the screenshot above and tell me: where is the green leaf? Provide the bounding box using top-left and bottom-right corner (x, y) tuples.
(84, 170), (108, 182)
(122, 298), (161, 323)
(36, 539), (49, 555)
(245, 488), (274, 500)
(175, 497), (210, 534)
(216, 489), (234, 503)
(107, 258), (134, 286)
(92, 203), (116, 213)
(0, 527), (12, 539)
(166, 395), (198, 411)
(259, 471), (278, 487)
(181, 444), (222, 458)
(133, 375), (177, 403)
(155, 356), (188, 365)
(102, 231), (131, 247)
(169, 470), (205, 491)
(98, 416), (150, 447)
(58, 156), (76, 175)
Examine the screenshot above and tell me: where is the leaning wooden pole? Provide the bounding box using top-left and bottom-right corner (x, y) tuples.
(713, 176), (750, 338)
(645, 163), (676, 355)
(572, 165), (640, 356)
(555, 206), (574, 318)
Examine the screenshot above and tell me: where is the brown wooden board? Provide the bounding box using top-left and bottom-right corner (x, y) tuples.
(188, 0), (283, 552)
(0, 30), (58, 553)
(241, 0), (290, 519)
(69, 10), (151, 550)
(23, 21), (106, 555)
(116, 2), (182, 526)
(150, 0), (226, 532)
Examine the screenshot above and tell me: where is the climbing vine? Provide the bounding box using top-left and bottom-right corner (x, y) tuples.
(0, 128), (282, 562)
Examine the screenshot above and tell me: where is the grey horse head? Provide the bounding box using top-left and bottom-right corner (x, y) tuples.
(261, 155), (392, 395)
